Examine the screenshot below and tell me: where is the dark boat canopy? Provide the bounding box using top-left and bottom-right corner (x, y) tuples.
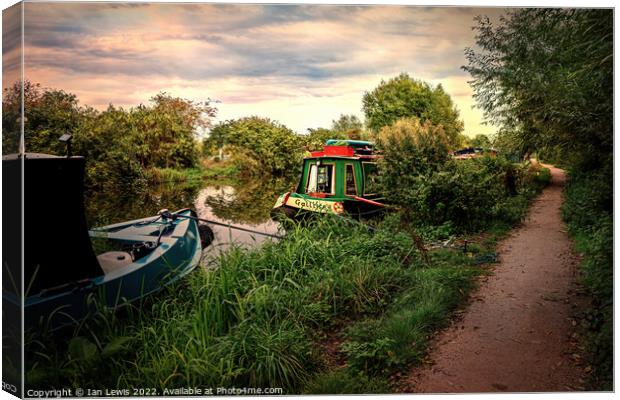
(3, 153), (103, 296)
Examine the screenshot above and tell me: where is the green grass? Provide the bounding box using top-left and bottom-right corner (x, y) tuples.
(146, 167), (205, 183)
(303, 369), (390, 394)
(562, 169), (612, 390)
(25, 218), (421, 392)
(146, 162), (240, 184)
(304, 249), (481, 390)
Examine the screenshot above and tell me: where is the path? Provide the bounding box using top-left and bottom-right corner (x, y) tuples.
(404, 165), (586, 393)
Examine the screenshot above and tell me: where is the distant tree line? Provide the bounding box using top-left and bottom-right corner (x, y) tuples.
(4, 72), (471, 187)
(2, 81), (216, 190)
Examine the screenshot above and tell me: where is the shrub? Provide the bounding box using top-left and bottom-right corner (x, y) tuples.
(377, 119), (548, 233)
(562, 169), (612, 389)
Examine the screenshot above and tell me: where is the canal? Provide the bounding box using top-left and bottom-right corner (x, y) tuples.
(84, 176), (296, 262)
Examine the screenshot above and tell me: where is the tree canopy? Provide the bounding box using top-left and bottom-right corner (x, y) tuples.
(469, 134), (492, 149)
(464, 9), (612, 170)
(204, 116), (303, 176)
(330, 114), (364, 138)
(2, 81), (217, 189)
(362, 73), (465, 147)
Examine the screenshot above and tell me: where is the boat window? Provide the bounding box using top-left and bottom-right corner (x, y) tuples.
(345, 164), (357, 195)
(307, 164), (318, 193)
(363, 162), (380, 195)
(306, 163), (334, 194)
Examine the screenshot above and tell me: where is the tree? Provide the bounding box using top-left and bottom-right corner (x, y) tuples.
(3, 81), (218, 190)
(303, 127), (347, 151)
(331, 114), (363, 139)
(376, 117), (450, 180)
(207, 117), (303, 176)
(2, 81), (43, 154)
(469, 134), (492, 149)
(203, 120), (233, 158)
(129, 93), (216, 169)
(2, 81), (83, 155)
(464, 9), (612, 171)
(362, 73), (464, 147)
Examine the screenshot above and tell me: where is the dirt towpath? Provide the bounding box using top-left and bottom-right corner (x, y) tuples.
(404, 165), (586, 393)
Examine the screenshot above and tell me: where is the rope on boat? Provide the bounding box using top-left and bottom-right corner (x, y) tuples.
(170, 213), (285, 240)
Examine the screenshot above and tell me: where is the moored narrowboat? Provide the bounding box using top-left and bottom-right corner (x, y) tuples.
(272, 140), (387, 219)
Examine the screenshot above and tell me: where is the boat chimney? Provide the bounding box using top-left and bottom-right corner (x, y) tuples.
(59, 133), (73, 158)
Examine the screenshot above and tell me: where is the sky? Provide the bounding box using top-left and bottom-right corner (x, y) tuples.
(8, 3), (506, 136)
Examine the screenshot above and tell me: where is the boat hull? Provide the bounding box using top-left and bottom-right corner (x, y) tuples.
(22, 209), (202, 331)
(271, 192), (386, 221)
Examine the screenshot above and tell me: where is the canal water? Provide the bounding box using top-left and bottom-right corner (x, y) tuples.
(84, 176), (295, 263)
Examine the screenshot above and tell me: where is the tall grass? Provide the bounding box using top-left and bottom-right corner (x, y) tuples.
(25, 217), (420, 392)
(146, 162), (239, 184)
(146, 167), (204, 183)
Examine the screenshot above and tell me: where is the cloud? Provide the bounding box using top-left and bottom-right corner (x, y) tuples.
(19, 3), (504, 136)
(2, 3), (22, 94)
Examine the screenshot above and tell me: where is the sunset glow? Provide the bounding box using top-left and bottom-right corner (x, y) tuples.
(11, 3), (505, 136)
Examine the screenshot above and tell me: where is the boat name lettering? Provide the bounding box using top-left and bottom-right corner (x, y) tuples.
(292, 198), (331, 213)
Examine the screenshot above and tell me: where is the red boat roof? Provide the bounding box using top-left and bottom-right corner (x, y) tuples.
(308, 144), (379, 160)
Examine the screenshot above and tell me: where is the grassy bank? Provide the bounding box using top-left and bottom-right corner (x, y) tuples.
(562, 169), (613, 390)
(25, 161), (550, 393)
(146, 161), (240, 184)
(26, 217), (491, 392)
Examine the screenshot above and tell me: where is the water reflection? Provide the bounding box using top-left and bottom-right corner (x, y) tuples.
(85, 176), (295, 262)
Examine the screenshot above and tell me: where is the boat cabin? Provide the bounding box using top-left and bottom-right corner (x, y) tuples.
(273, 140), (386, 218)
(299, 143), (381, 199)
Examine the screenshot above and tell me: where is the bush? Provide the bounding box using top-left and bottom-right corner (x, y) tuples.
(377, 120), (546, 233)
(562, 170), (612, 389)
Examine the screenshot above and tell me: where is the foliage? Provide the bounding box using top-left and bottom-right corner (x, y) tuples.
(376, 117), (450, 177)
(203, 117), (303, 176)
(362, 73), (464, 147)
(464, 9), (612, 171)
(145, 167), (206, 184)
(2, 82), (217, 190)
(562, 170), (612, 390)
(468, 133), (492, 149)
(303, 369), (389, 394)
(465, 9), (612, 389)
(25, 153), (548, 393)
(330, 114), (364, 139)
(376, 118), (548, 232)
(303, 128), (347, 152)
(342, 261), (478, 376)
(331, 114), (363, 133)
(25, 217), (419, 392)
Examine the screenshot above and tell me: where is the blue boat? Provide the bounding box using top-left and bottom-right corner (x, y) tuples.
(3, 153), (207, 332)
(27, 208), (204, 331)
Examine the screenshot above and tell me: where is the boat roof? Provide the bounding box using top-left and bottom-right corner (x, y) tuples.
(325, 139), (374, 148)
(308, 139), (378, 160)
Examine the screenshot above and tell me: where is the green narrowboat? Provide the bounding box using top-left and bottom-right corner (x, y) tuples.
(272, 139), (387, 219)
